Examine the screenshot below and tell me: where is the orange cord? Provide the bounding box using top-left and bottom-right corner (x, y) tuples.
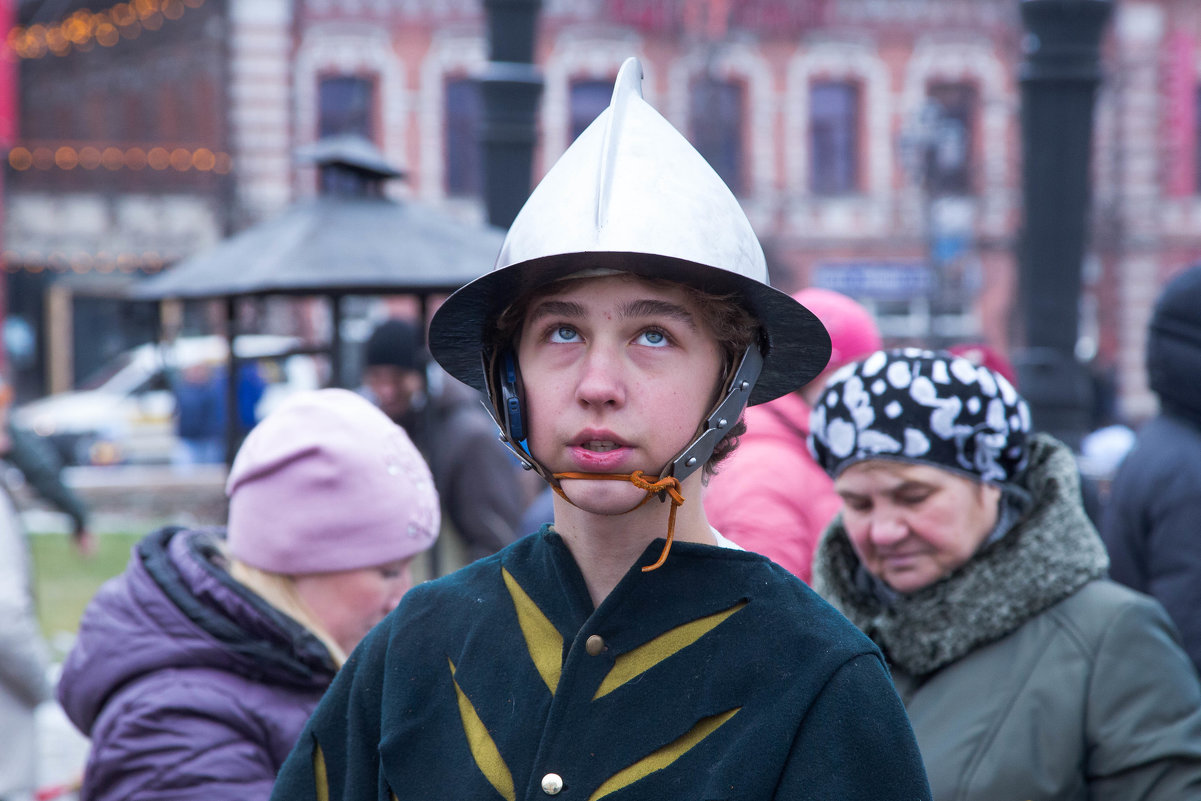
(551, 470), (685, 571)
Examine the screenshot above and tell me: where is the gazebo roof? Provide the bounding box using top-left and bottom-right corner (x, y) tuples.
(134, 194), (505, 300)
(135, 135), (504, 301)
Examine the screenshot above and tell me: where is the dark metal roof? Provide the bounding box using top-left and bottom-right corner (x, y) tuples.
(133, 194), (506, 300)
(295, 133), (406, 179)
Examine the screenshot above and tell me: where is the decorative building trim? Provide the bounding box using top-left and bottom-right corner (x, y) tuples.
(4, 192), (222, 269)
(833, 0), (1013, 27)
(1116, 255), (1161, 421)
(418, 26), (487, 213)
(1159, 30), (1201, 237)
(229, 1), (293, 224)
(901, 37), (1011, 238)
(306, 0), (481, 15)
(664, 38), (774, 227)
(294, 24), (408, 197)
(543, 28), (646, 173)
(783, 40), (892, 238)
(1111, 3), (1168, 419)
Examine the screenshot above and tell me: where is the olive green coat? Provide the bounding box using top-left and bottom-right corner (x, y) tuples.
(814, 435), (1201, 801)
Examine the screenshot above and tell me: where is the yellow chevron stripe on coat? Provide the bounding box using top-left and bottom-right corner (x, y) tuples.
(503, 567), (563, 693)
(450, 658), (517, 801)
(312, 740), (329, 801)
(589, 707), (742, 800)
(594, 600), (747, 699)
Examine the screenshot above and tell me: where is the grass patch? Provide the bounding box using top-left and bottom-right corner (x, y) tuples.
(29, 531), (143, 645)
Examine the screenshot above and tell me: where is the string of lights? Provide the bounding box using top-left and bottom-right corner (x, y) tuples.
(2, 250), (168, 274)
(7, 0), (206, 59)
(8, 143), (232, 173)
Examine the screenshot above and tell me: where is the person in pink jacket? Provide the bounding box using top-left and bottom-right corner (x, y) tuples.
(703, 288), (880, 582)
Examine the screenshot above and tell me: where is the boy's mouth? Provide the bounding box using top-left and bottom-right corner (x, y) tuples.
(581, 440), (620, 453)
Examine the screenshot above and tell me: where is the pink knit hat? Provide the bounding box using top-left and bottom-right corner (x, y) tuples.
(792, 288), (882, 371)
(226, 388), (439, 574)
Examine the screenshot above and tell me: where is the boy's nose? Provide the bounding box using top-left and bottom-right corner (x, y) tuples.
(575, 345), (626, 408)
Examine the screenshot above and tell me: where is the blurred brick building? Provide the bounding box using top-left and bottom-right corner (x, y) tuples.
(5, 0), (1201, 421)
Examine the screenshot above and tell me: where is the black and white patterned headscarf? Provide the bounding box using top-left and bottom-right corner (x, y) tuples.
(808, 348), (1031, 485)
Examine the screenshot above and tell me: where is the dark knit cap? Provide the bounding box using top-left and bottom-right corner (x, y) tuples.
(809, 348), (1031, 486)
(1147, 266), (1201, 424)
(364, 319), (428, 372)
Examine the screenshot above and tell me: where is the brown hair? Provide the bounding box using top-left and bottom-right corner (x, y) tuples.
(490, 272), (760, 477)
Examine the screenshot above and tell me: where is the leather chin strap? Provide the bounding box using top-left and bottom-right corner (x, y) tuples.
(487, 343), (765, 571)
(551, 470), (685, 572)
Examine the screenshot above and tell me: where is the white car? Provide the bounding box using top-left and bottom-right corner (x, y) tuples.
(14, 335), (320, 466)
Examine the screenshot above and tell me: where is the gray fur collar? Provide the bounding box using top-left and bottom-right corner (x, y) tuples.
(812, 434), (1109, 677)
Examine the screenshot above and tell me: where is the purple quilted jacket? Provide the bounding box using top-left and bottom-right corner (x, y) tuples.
(57, 527), (337, 801)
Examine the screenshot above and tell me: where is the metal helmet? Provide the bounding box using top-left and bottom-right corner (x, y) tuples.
(429, 57), (830, 479)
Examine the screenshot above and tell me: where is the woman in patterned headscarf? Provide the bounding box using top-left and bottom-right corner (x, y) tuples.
(809, 347), (1201, 801)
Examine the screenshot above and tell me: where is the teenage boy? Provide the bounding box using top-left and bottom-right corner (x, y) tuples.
(271, 58), (930, 801)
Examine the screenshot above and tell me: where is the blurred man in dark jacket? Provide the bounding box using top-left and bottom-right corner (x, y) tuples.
(1, 376), (92, 552)
(361, 319), (527, 563)
(1103, 266), (1201, 677)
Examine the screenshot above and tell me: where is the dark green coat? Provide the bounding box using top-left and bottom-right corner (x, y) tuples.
(272, 529), (931, 801)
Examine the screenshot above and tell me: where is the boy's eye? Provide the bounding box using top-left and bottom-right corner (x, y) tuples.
(549, 326), (580, 344)
(635, 329), (669, 347)
(896, 492), (930, 506)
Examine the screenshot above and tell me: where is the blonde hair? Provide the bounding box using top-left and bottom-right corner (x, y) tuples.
(226, 557), (349, 668)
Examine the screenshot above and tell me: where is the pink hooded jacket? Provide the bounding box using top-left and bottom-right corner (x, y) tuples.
(704, 393), (838, 583)
(704, 288), (882, 583)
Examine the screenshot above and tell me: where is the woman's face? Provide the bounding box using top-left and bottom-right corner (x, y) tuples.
(293, 557), (415, 654)
(834, 461), (1001, 594)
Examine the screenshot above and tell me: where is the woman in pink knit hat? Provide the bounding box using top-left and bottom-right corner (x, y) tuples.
(56, 388), (439, 801)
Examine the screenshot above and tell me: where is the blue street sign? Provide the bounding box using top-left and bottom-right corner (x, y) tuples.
(813, 262), (935, 301)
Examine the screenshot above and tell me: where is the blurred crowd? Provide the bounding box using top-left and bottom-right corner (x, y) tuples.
(4, 64), (1201, 801)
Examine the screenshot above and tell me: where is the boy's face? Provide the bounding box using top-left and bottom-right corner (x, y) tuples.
(516, 273), (724, 514)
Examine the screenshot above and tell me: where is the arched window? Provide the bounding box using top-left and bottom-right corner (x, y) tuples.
(569, 79), (613, 142)
(810, 80), (860, 196)
(445, 76), (482, 197)
(690, 75), (745, 196)
(318, 75), (376, 140)
(923, 82), (976, 197)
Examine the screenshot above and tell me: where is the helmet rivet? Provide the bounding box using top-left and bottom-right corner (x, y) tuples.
(686, 457), (698, 467)
(740, 380), (751, 391)
(717, 418), (727, 429)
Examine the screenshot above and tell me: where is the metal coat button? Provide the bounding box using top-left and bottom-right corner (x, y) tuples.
(542, 773), (563, 795)
(585, 634), (605, 656)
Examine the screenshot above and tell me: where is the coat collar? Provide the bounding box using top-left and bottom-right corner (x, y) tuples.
(812, 434), (1109, 677)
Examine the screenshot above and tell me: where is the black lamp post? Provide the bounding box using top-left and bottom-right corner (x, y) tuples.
(1016, 0), (1112, 450)
(479, 0), (544, 230)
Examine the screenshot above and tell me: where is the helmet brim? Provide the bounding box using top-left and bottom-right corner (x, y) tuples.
(429, 251), (831, 407)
